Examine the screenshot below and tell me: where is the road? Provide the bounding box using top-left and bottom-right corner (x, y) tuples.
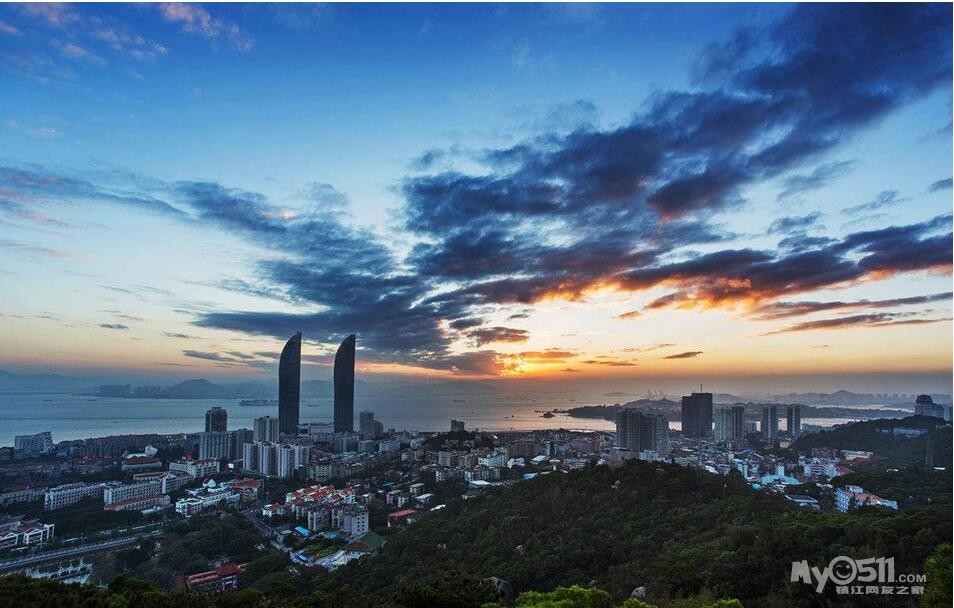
(0, 531), (160, 573)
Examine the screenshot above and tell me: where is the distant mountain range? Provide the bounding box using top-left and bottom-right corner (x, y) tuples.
(0, 369), (510, 399)
(91, 377), (509, 399)
(0, 369), (96, 394)
(0, 368), (947, 404)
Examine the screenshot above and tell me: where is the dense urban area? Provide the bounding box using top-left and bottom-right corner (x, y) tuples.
(1, 335), (952, 607)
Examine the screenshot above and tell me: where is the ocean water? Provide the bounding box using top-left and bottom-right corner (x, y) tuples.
(0, 392), (619, 446)
(0, 393), (872, 447)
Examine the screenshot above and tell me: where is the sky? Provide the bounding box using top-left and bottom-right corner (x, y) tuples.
(0, 3), (952, 392)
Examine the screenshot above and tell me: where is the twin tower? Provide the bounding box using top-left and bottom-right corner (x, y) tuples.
(277, 332), (355, 435)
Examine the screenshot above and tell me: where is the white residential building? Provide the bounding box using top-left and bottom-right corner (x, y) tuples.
(0, 516), (54, 549)
(334, 503), (369, 539)
(169, 458), (220, 479)
(478, 452), (506, 468)
(14, 432), (54, 455)
(175, 479), (241, 517)
(43, 482), (106, 511)
(103, 479), (163, 505)
(198, 431), (231, 460)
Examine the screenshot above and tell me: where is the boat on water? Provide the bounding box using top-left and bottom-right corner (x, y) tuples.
(239, 399), (278, 407)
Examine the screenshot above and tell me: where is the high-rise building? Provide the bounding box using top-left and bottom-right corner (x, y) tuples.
(278, 332), (302, 436)
(615, 409), (669, 454)
(242, 442), (258, 472)
(680, 393), (713, 438)
(242, 442), (308, 478)
(450, 420), (466, 432)
(198, 431), (230, 460)
(785, 405), (802, 437)
(253, 416), (279, 443)
(761, 406), (779, 442)
(334, 334), (356, 433)
(914, 394), (950, 420)
(229, 428), (253, 460)
(14, 432), (54, 455)
(276, 444), (311, 478)
(714, 406), (745, 444)
(359, 410), (383, 440)
(332, 434), (358, 454)
(205, 407), (228, 433)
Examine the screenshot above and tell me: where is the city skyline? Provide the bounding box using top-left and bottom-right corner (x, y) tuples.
(0, 3), (951, 390)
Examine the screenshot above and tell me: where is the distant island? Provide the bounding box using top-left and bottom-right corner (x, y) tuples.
(551, 399), (915, 422)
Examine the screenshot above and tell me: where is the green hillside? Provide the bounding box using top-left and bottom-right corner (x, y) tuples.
(326, 459), (950, 606)
(792, 416), (952, 469)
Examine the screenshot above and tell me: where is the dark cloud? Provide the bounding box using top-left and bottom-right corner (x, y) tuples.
(163, 332), (195, 339)
(623, 343), (675, 353)
(754, 292), (953, 320)
(844, 190), (906, 215)
(631, 215), (951, 310)
(518, 350), (575, 360)
(175, 180), (465, 369)
(448, 317), (484, 330)
(776, 234), (837, 252)
(216, 278), (295, 303)
(467, 326), (530, 346)
(928, 177), (953, 192)
(767, 213), (823, 235)
(776, 161), (854, 200)
(616, 310), (641, 320)
(0, 164), (183, 217)
(5, 4), (950, 376)
(181, 350), (237, 362)
(98, 323), (129, 330)
(397, 4), (951, 323)
(439, 351), (512, 376)
(410, 148), (447, 172)
(762, 313), (951, 335)
(583, 359), (637, 367)
(663, 351), (703, 359)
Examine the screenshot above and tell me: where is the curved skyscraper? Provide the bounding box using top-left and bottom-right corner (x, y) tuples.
(278, 332), (301, 435)
(334, 334), (356, 432)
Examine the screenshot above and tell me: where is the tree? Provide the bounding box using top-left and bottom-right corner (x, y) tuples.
(513, 585), (616, 608)
(394, 571), (497, 608)
(922, 544), (952, 608)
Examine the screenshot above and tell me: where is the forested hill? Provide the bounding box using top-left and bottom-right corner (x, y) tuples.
(792, 415), (952, 469)
(327, 459), (950, 606)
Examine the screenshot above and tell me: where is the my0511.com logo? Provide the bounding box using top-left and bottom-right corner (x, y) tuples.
(791, 556), (926, 596)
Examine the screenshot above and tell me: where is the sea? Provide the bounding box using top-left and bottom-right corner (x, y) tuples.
(0, 393), (874, 447)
